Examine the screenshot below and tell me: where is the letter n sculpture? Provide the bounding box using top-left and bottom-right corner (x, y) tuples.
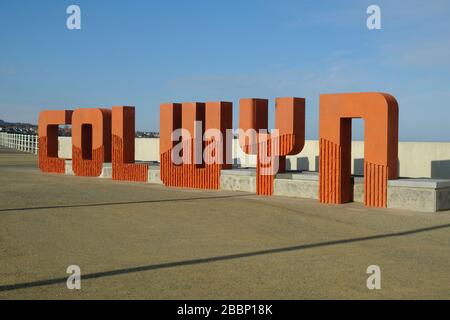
(319, 92), (399, 207)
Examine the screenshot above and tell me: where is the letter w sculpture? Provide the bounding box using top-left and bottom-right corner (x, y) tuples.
(160, 102), (232, 189)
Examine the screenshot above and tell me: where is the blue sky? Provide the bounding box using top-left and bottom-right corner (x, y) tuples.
(1, 0), (450, 141)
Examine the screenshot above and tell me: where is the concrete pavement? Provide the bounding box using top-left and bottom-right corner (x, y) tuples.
(0, 147), (449, 299)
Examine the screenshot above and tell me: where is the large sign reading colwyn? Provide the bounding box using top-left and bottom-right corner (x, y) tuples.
(38, 92), (398, 208)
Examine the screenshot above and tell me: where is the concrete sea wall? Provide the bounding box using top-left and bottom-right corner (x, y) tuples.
(58, 137), (450, 179)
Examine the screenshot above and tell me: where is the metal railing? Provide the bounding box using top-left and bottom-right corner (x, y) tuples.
(0, 132), (39, 154)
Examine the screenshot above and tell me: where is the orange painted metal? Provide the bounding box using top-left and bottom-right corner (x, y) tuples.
(319, 92), (399, 208)
(38, 110), (73, 173)
(238, 98), (268, 155)
(37, 91), (399, 211)
(275, 97), (306, 173)
(112, 106), (148, 182)
(72, 108), (111, 177)
(239, 97), (306, 195)
(160, 102), (232, 189)
(205, 102), (233, 169)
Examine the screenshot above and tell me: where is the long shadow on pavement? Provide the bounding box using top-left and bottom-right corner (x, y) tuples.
(0, 194), (253, 213)
(1, 223), (449, 292)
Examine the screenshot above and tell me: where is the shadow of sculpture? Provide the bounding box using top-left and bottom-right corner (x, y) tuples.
(0, 194), (253, 213)
(296, 157), (309, 171)
(1, 223), (449, 292)
(353, 158), (364, 176)
(431, 160), (450, 179)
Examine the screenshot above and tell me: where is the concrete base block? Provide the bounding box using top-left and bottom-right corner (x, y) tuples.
(59, 162), (450, 212)
(387, 179), (450, 212)
(64, 160), (112, 178)
(64, 160), (73, 175)
(148, 167), (163, 184)
(273, 179), (318, 199)
(220, 169), (256, 193)
(352, 177), (364, 204)
(274, 172), (318, 199)
(387, 187), (437, 212)
(437, 188), (450, 211)
(99, 163), (112, 178)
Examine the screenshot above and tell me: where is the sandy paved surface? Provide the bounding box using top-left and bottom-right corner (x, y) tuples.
(1, 147), (449, 299)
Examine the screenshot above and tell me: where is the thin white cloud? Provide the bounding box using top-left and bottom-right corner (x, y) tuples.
(380, 38), (450, 69)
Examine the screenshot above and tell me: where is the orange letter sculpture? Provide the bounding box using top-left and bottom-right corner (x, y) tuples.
(38, 110), (73, 173)
(72, 108), (112, 177)
(239, 97), (305, 195)
(112, 106), (148, 182)
(319, 92), (399, 208)
(160, 102), (232, 189)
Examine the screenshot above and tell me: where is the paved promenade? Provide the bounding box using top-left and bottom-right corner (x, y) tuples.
(0, 147), (449, 299)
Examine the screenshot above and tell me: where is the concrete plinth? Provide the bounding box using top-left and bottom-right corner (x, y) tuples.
(61, 160), (450, 212)
(220, 169), (256, 193)
(387, 179), (450, 212)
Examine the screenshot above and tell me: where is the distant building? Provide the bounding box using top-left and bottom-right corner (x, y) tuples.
(0, 119), (161, 138)
(136, 131), (159, 138)
(0, 119), (38, 135)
